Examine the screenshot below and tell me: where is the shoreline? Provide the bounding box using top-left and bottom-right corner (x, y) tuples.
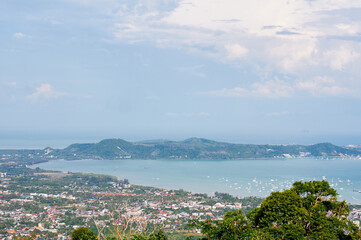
(29, 155), (361, 163)
(30, 157), (361, 204)
(29, 163), (250, 199)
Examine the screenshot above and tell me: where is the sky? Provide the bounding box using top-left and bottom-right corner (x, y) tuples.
(1, 0), (361, 148)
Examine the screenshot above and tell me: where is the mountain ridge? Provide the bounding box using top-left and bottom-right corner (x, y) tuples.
(1, 138), (360, 163)
(52, 138), (361, 160)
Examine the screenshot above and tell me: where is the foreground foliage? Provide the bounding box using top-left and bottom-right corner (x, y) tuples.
(191, 180), (360, 240)
(72, 227), (98, 240)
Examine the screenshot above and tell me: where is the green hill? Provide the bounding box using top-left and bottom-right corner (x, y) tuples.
(53, 138), (361, 160)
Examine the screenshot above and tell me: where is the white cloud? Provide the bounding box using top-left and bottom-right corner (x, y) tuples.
(335, 23), (360, 35)
(203, 87), (248, 98)
(323, 46), (359, 70)
(199, 112), (210, 117)
(267, 39), (318, 71)
(166, 112), (178, 117)
(3, 81), (17, 87)
(162, 0), (361, 37)
(252, 79), (294, 98)
(109, 0), (361, 93)
(296, 76), (353, 96)
(27, 84), (69, 102)
(13, 32), (30, 39)
(225, 44), (248, 60)
(202, 76), (353, 98)
(178, 65), (207, 78)
(267, 111), (289, 117)
(202, 79), (293, 98)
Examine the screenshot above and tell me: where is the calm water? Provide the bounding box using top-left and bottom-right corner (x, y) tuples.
(33, 158), (361, 204)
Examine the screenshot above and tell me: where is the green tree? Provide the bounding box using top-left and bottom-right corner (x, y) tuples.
(71, 227), (98, 240)
(190, 181), (360, 240)
(132, 230), (168, 240)
(148, 230), (168, 240)
(190, 210), (254, 239)
(248, 180), (360, 240)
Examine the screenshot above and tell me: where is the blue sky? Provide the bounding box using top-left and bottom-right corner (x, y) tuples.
(1, 0), (361, 147)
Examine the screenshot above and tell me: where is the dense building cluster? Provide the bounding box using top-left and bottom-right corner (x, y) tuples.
(0, 164), (260, 239)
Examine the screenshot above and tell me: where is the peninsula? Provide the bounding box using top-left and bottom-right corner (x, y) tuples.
(1, 138), (360, 163)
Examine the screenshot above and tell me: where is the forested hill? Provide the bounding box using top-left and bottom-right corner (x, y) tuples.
(46, 138), (361, 160)
(1, 138), (360, 162)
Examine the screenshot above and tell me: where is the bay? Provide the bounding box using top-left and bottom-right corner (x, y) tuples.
(33, 157), (361, 204)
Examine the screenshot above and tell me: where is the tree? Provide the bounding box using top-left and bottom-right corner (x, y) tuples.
(71, 227), (98, 240)
(148, 230), (168, 240)
(132, 230), (168, 240)
(190, 181), (360, 240)
(190, 210), (254, 239)
(248, 180), (360, 239)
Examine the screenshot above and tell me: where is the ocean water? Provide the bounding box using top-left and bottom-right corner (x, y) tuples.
(33, 157), (361, 204)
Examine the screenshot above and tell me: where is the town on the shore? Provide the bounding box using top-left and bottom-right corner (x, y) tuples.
(0, 159), (265, 239)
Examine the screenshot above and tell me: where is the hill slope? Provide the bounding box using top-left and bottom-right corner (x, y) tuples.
(52, 138), (361, 160)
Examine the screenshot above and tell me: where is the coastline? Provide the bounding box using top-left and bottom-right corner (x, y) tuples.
(30, 157), (361, 204)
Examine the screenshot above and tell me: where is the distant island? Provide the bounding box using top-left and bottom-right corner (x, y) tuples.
(1, 138), (360, 164)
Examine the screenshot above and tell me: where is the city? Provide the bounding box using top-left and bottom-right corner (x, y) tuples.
(0, 160), (262, 239)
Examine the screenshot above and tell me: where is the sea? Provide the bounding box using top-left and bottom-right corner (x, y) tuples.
(32, 157), (361, 204)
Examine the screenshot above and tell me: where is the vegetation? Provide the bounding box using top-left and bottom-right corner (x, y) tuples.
(190, 180), (360, 240)
(1, 138), (360, 162)
(72, 227), (98, 240)
(59, 138), (361, 160)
